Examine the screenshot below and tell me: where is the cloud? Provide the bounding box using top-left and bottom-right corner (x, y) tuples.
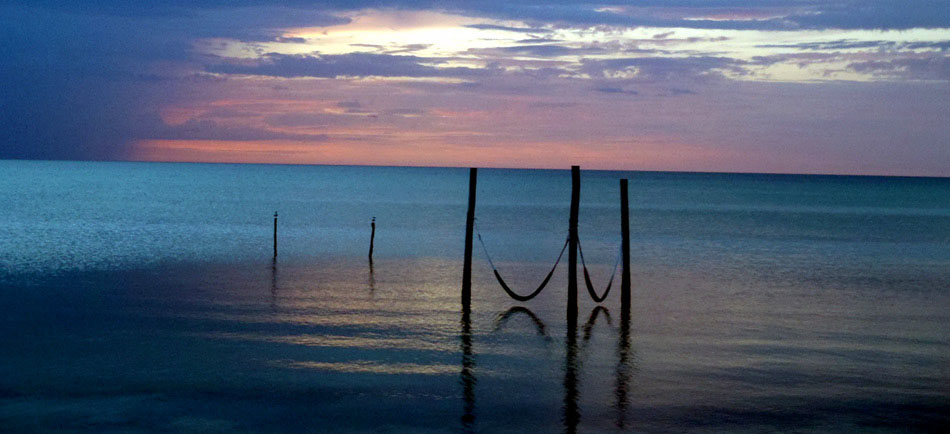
(12, 0), (950, 31)
(3, 0), (949, 174)
(147, 118), (330, 141)
(582, 56), (746, 82)
(463, 23), (551, 33)
(263, 113), (355, 128)
(208, 52), (492, 78)
(758, 39), (950, 51)
(669, 87), (696, 95)
(275, 36), (307, 43)
(593, 86), (638, 95)
(497, 44), (606, 57)
(515, 37), (564, 44)
(849, 55), (950, 81)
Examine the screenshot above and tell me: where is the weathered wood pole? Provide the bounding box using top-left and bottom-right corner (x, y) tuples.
(273, 211), (278, 258)
(462, 168), (478, 307)
(368, 217), (376, 261)
(620, 179), (631, 312)
(568, 165), (580, 325)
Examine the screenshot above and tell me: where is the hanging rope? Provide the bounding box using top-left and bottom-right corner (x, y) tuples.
(475, 219), (569, 302)
(578, 236), (622, 303)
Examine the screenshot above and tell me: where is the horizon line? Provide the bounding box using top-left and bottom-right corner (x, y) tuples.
(2, 156), (948, 180)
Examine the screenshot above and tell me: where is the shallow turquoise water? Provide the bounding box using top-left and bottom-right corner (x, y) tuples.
(1, 160), (948, 432)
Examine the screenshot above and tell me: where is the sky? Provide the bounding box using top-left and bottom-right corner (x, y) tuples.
(1, 1), (948, 176)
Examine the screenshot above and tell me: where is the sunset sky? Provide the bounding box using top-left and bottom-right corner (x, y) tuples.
(2, 1), (948, 175)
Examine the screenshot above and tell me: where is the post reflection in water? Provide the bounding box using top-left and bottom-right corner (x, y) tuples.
(367, 260), (376, 292)
(563, 315), (580, 434)
(270, 258), (278, 310)
(615, 306), (633, 429)
(460, 302), (476, 433)
(460, 304), (636, 433)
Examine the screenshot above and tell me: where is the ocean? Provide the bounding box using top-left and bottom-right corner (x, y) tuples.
(1, 160), (948, 433)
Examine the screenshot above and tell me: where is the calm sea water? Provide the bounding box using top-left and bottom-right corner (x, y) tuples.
(1, 160), (948, 433)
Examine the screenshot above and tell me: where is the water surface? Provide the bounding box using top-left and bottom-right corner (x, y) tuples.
(1, 160), (948, 433)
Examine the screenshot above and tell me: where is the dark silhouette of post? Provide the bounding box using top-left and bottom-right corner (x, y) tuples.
(617, 181), (633, 428)
(620, 179), (631, 313)
(273, 211), (278, 258)
(462, 168), (478, 307)
(368, 217), (376, 262)
(568, 166), (580, 325)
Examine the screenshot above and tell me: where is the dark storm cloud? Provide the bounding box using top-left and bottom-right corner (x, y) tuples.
(208, 52), (492, 78)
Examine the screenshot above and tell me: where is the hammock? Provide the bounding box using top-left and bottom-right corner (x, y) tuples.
(476, 220), (569, 302)
(578, 237), (621, 303)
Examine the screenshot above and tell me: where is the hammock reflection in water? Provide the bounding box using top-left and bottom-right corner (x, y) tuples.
(459, 304), (635, 432)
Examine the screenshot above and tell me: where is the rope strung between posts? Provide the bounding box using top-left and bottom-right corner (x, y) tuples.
(578, 236), (622, 303)
(475, 219), (569, 302)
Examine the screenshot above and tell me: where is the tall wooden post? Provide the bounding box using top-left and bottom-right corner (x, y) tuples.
(462, 168), (478, 307)
(568, 166), (580, 325)
(368, 217), (376, 261)
(620, 179), (631, 313)
(273, 211), (278, 258)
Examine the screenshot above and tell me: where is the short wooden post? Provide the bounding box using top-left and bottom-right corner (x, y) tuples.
(273, 211), (278, 258)
(368, 217), (376, 261)
(568, 165), (580, 325)
(620, 179), (631, 313)
(462, 168), (477, 307)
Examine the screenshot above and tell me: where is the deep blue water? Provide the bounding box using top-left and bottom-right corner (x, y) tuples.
(1, 160), (948, 433)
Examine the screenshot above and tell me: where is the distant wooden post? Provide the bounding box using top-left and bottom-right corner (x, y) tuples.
(273, 211), (278, 258)
(620, 179), (631, 312)
(369, 217), (376, 261)
(462, 168), (478, 307)
(568, 165), (580, 325)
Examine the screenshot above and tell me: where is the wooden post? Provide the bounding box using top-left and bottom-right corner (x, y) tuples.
(273, 211), (278, 258)
(568, 165), (580, 325)
(368, 217), (376, 261)
(462, 168), (477, 307)
(620, 179), (631, 313)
